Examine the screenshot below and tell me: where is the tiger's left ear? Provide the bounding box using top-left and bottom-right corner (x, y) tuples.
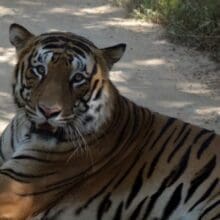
(9, 23), (34, 52)
(101, 43), (126, 70)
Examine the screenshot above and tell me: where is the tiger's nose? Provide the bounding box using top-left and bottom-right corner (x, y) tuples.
(38, 104), (62, 118)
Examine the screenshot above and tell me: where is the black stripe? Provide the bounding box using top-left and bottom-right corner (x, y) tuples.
(91, 63), (97, 76)
(20, 62), (24, 75)
(14, 64), (19, 80)
(126, 163), (146, 208)
(185, 155), (216, 203)
(44, 209), (65, 220)
(32, 48), (38, 57)
(129, 196), (148, 220)
(24, 147), (74, 155)
(39, 200), (63, 220)
(19, 181), (76, 196)
(0, 168), (56, 180)
(71, 46), (86, 58)
(197, 133), (215, 159)
(40, 36), (62, 44)
(13, 155), (54, 164)
(12, 83), (16, 96)
(147, 129), (176, 178)
(29, 68), (39, 79)
(20, 87), (26, 102)
(13, 96), (23, 108)
(0, 136), (5, 161)
(93, 81), (104, 101)
(40, 207), (52, 220)
(10, 120), (15, 151)
(199, 200), (220, 220)
(75, 175), (116, 215)
(173, 122), (188, 143)
(193, 129), (211, 144)
(161, 183), (183, 220)
(97, 193), (112, 220)
(42, 43), (66, 49)
(166, 146), (191, 187)
(50, 52), (60, 63)
(113, 202), (123, 220)
(149, 117), (176, 150)
(78, 98), (90, 113)
(142, 176), (169, 219)
(73, 41), (92, 54)
(83, 115), (94, 124)
(189, 178), (219, 211)
(210, 214), (220, 220)
(95, 104), (102, 113)
(21, 87), (31, 102)
(28, 52), (34, 68)
(0, 171), (31, 183)
(167, 128), (191, 163)
(89, 79), (99, 99)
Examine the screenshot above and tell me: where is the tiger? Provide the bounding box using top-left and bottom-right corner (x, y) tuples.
(0, 23), (219, 220)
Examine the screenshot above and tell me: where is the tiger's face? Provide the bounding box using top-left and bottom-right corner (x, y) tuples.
(9, 24), (126, 139)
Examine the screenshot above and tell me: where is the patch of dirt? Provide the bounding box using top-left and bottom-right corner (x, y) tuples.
(0, 0), (219, 133)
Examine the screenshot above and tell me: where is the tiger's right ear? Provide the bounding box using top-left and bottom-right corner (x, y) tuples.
(101, 43), (126, 70)
(9, 23), (34, 51)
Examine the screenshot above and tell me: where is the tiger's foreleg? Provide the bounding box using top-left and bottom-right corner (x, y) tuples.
(0, 119), (35, 218)
(0, 172), (34, 220)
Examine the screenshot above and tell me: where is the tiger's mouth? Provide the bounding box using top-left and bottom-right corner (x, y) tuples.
(37, 123), (57, 133)
(32, 122), (61, 138)
(30, 121), (67, 141)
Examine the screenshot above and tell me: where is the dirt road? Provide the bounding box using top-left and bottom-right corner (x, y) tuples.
(0, 0), (219, 133)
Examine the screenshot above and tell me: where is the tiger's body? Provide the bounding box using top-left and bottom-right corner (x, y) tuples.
(0, 24), (219, 220)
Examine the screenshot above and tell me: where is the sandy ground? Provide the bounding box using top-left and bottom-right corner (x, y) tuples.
(0, 0), (219, 133)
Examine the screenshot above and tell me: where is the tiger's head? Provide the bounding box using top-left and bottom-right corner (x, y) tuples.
(9, 24), (126, 140)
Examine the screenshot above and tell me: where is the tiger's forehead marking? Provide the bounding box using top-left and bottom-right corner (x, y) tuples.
(35, 47), (53, 64)
(29, 33), (97, 69)
(33, 44), (93, 65)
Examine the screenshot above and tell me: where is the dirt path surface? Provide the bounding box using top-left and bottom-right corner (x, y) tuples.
(0, 0), (219, 133)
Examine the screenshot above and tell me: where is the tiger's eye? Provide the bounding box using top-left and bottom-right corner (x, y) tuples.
(36, 65), (45, 75)
(73, 73), (84, 83)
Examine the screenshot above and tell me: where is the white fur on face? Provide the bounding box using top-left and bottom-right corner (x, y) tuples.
(75, 81), (112, 136)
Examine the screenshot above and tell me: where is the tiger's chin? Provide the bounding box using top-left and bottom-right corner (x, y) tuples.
(31, 122), (64, 140)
